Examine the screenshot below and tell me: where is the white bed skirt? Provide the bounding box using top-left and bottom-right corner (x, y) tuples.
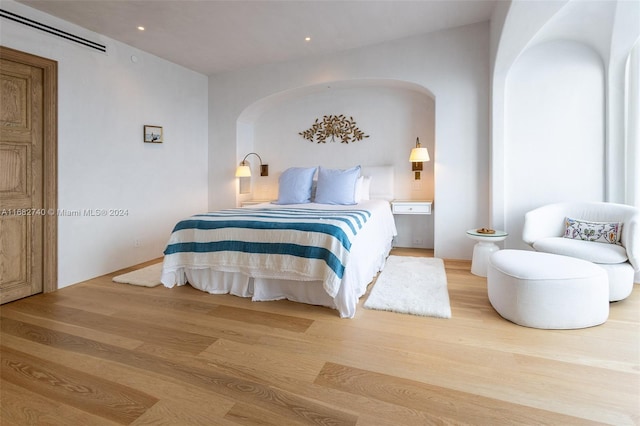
(163, 238), (392, 318)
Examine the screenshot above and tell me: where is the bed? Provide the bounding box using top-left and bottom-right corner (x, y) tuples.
(160, 165), (397, 318)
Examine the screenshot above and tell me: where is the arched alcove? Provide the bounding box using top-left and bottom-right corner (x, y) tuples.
(503, 39), (605, 249)
(235, 79), (437, 248)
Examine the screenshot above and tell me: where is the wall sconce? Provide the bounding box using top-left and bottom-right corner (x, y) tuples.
(235, 152), (268, 177)
(409, 137), (430, 180)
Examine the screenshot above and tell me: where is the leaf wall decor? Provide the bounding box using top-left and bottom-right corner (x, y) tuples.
(299, 115), (370, 144)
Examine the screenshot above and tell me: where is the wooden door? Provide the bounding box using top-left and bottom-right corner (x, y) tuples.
(0, 47), (57, 304)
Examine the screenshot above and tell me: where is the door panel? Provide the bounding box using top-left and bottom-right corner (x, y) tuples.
(0, 145), (29, 196)
(1, 74), (28, 128)
(0, 215), (29, 298)
(0, 47), (55, 304)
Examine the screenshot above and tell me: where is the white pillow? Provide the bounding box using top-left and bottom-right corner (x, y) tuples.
(273, 167), (317, 204)
(354, 176), (371, 203)
(314, 166), (361, 205)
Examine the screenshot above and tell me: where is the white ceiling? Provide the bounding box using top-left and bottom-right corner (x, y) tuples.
(17, 0), (497, 75)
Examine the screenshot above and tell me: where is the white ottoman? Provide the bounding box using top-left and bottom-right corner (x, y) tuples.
(487, 250), (609, 329)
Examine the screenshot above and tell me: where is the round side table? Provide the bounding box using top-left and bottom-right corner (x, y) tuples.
(466, 229), (508, 277)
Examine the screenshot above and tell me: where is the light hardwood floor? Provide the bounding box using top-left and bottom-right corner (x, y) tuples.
(1, 249), (638, 425)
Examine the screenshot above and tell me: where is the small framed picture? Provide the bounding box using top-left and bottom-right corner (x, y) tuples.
(144, 125), (163, 143)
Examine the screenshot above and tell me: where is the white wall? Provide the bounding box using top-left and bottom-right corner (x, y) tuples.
(1, 1), (209, 288)
(504, 40), (605, 249)
(607, 0), (640, 204)
(626, 42), (640, 208)
(209, 22), (490, 260)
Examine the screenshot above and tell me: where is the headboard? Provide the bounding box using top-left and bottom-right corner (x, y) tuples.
(361, 165), (394, 201)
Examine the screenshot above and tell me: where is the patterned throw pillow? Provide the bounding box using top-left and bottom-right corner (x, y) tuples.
(563, 217), (623, 245)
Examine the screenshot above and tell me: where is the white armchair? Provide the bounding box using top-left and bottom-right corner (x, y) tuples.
(522, 202), (639, 301)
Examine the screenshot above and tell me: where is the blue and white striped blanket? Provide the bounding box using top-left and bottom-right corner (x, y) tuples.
(161, 207), (372, 297)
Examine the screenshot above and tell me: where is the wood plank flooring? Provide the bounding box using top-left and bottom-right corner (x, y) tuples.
(1, 249), (638, 425)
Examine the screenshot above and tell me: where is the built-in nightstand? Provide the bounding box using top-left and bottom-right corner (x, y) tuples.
(390, 200), (433, 248)
(391, 200), (432, 215)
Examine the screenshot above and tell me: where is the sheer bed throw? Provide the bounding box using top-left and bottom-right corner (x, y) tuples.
(160, 199), (397, 318)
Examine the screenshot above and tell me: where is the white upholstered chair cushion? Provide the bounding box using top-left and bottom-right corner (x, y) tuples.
(532, 237), (628, 264)
(523, 201), (639, 302)
(522, 201), (640, 271)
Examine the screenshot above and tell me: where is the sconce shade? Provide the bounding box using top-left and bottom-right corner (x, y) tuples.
(234, 152), (268, 178)
(235, 165), (252, 177)
(410, 137), (429, 180)
(409, 137), (430, 162)
(409, 147), (430, 162)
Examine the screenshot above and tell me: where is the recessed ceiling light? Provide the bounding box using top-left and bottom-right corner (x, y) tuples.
(137, 26), (145, 31)
(304, 37), (311, 42)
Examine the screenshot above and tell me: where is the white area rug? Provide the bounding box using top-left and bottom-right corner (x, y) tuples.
(112, 263), (162, 287)
(364, 256), (451, 318)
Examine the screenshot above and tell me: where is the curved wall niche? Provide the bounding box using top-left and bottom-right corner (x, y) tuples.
(504, 39), (605, 249)
(236, 79), (437, 248)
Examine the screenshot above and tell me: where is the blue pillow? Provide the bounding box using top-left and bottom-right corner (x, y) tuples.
(314, 166), (361, 205)
(274, 167), (317, 204)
